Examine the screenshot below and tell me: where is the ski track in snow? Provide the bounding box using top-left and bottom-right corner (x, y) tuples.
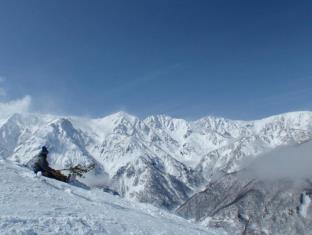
(0, 159), (226, 235)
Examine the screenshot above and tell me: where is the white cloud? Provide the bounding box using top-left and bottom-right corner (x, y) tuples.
(0, 96), (32, 119)
(246, 141), (312, 180)
(0, 76), (32, 119)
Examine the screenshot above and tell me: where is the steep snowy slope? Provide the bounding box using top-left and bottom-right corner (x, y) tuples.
(0, 111), (311, 209)
(0, 159), (226, 235)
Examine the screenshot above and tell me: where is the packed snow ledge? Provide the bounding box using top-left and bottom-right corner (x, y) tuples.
(0, 159), (226, 235)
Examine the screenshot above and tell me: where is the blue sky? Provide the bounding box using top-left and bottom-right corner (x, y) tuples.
(0, 0), (311, 120)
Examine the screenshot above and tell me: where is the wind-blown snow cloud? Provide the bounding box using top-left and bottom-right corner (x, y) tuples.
(246, 141), (312, 179)
(0, 95), (32, 119)
(0, 76), (32, 119)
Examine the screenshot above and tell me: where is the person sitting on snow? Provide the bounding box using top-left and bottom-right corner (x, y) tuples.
(33, 146), (68, 182)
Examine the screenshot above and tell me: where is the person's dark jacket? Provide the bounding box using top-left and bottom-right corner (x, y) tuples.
(31, 147), (68, 182)
(33, 152), (53, 174)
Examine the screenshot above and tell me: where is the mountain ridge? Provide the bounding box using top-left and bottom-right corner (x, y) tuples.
(0, 110), (312, 209)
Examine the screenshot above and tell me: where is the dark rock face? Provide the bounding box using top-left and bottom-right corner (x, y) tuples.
(177, 172), (312, 235)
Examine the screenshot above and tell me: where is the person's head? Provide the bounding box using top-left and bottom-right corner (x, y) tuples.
(41, 146), (49, 155)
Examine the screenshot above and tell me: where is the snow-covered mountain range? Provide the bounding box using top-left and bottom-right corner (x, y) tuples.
(1, 111), (312, 209)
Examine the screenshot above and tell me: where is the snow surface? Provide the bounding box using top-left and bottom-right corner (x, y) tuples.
(0, 159), (226, 235)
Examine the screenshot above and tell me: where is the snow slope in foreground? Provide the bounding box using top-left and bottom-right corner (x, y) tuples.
(0, 160), (226, 235)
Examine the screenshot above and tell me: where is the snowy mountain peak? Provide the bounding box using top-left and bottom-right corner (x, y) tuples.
(144, 114), (189, 135)
(104, 111), (138, 123)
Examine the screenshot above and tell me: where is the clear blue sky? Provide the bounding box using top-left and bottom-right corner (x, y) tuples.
(0, 0), (311, 119)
